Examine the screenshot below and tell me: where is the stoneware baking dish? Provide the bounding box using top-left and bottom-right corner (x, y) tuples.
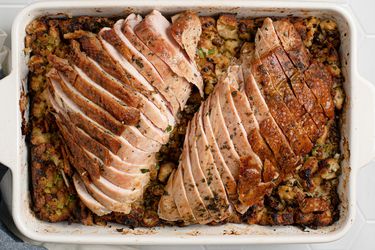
(0, 0), (375, 245)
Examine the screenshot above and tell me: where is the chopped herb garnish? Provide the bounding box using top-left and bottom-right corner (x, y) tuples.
(207, 48), (216, 55)
(165, 125), (172, 132)
(197, 48), (205, 58)
(140, 168), (150, 173)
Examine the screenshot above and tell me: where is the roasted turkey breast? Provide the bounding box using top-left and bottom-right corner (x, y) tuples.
(158, 17), (335, 224)
(46, 11), (202, 215)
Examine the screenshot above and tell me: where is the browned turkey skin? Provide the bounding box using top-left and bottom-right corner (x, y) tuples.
(27, 12), (344, 229)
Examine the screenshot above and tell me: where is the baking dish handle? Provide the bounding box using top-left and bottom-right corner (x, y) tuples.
(0, 72), (18, 172)
(353, 73), (375, 169)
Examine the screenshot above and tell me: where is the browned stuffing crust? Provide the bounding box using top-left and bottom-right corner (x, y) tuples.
(26, 14), (344, 229)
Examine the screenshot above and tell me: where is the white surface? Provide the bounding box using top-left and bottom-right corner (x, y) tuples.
(0, 0), (374, 249)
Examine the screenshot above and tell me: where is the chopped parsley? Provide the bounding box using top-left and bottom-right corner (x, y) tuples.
(165, 125), (172, 132)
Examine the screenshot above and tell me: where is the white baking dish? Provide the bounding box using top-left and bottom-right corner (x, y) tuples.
(0, 0), (375, 245)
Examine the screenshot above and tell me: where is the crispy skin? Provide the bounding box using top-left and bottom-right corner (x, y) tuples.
(54, 99), (122, 154)
(273, 19), (311, 71)
(248, 129), (277, 167)
(258, 18), (325, 138)
(55, 112), (112, 165)
(65, 31), (141, 92)
(238, 156), (274, 207)
(48, 54), (140, 125)
(304, 61), (335, 119)
(290, 73), (327, 130)
(56, 119), (102, 180)
(257, 46), (319, 142)
(47, 69), (126, 135)
(254, 37), (313, 155)
(250, 61), (311, 159)
(242, 55), (299, 171)
(69, 40), (141, 108)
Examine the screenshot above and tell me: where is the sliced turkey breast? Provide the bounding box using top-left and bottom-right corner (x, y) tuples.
(49, 84), (155, 168)
(241, 50), (299, 171)
(208, 89), (241, 179)
(58, 123), (146, 205)
(66, 31), (173, 134)
(69, 40), (141, 108)
(123, 14), (192, 110)
(273, 19), (334, 118)
(64, 31), (138, 92)
(47, 68), (161, 162)
(90, 174), (143, 204)
(258, 18), (325, 138)
(227, 65), (277, 166)
(48, 54), (140, 125)
(201, 95), (242, 213)
(99, 20), (180, 116)
(273, 19), (311, 71)
(262, 18), (327, 129)
(50, 82), (154, 173)
(100, 36), (175, 132)
(121, 126), (161, 153)
(68, 41), (162, 151)
(55, 117), (146, 199)
(173, 163), (197, 224)
(82, 175), (132, 214)
(195, 107), (231, 220)
(256, 31), (319, 144)
(48, 69), (126, 136)
(134, 10), (204, 96)
(217, 66), (259, 160)
(47, 73), (151, 212)
(183, 121), (212, 224)
(56, 117), (136, 211)
(73, 174), (111, 216)
(251, 50), (313, 155)
(231, 88), (278, 169)
(54, 109), (152, 174)
(48, 90), (123, 155)
(170, 11), (202, 64)
(256, 29), (320, 142)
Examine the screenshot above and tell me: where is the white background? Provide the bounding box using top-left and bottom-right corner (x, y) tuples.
(0, 0), (374, 249)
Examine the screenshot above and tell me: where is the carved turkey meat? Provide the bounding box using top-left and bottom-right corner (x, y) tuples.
(158, 17), (334, 224)
(46, 10), (202, 215)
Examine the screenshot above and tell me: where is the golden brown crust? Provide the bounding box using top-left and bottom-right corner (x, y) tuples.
(238, 156), (275, 207)
(47, 69), (126, 135)
(48, 54), (140, 125)
(69, 40), (142, 109)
